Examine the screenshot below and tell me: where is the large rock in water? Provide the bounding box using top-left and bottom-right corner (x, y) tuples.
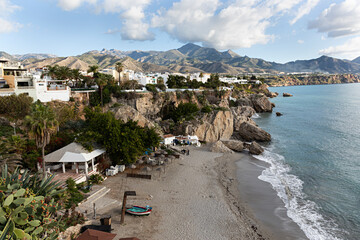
(222, 140), (244, 152)
(211, 141), (233, 153)
(249, 94), (273, 112)
(178, 110), (234, 143)
(248, 141), (264, 155)
(236, 122), (271, 142)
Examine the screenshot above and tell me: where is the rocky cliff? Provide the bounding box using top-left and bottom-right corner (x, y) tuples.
(107, 87), (274, 144)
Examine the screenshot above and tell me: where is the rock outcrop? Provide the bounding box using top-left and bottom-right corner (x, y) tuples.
(276, 112), (283, 116)
(248, 141), (264, 155)
(222, 140), (244, 152)
(231, 106), (256, 131)
(235, 122), (271, 142)
(283, 93), (293, 97)
(249, 94), (273, 112)
(211, 141), (233, 153)
(177, 110), (234, 142)
(268, 92), (279, 98)
(112, 105), (156, 129)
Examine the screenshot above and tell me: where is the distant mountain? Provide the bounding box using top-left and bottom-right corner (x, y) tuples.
(0, 51), (17, 61)
(13, 53), (57, 61)
(22, 56), (89, 71)
(3, 44), (360, 74)
(275, 56), (360, 74)
(352, 56), (360, 64)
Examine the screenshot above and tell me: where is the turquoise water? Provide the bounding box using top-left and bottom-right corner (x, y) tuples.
(253, 84), (360, 240)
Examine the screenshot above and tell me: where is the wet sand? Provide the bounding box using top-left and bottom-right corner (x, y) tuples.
(233, 153), (308, 240)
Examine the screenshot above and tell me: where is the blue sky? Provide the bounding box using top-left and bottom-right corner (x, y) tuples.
(1, 0), (360, 63)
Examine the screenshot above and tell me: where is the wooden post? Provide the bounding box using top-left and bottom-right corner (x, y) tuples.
(93, 203), (96, 219)
(120, 191), (136, 224)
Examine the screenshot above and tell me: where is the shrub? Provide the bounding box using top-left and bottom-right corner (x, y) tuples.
(65, 178), (84, 209)
(0, 94), (33, 119)
(201, 105), (212, 113)
(89, 174), (104, 185)
(156, 83), (166, 91)
(146, 84), (158, 93)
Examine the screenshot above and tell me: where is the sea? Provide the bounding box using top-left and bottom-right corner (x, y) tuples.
(252, 83), (360, 240)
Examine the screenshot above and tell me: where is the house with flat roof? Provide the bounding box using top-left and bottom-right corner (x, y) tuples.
(0, 59), (71, 102)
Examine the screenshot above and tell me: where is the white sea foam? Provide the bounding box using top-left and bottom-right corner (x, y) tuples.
(251, 113), (260, 119)
(253, 149), (343, 240)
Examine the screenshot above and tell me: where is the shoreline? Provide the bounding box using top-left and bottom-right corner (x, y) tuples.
(92, 145), (305, 239)
(218, 151), (308, 240)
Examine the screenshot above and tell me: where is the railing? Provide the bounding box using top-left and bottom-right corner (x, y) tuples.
(47, 86), (67, 91)
(71, 88), (96, 92)
(17, 86), (35, 89)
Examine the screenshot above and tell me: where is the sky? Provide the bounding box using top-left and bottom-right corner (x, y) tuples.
(1, 0), (360, 63)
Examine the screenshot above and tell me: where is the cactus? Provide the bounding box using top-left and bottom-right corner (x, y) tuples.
(0, 165), (65, 239)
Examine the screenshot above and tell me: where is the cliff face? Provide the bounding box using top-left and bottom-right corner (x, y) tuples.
(108, 88), (274, 143)
(174, 110), (234, 142)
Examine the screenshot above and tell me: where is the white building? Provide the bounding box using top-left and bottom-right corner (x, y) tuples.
(0, 59), (71, 102)
(219, 77), (248, 84)
(163, 134), (176, 145)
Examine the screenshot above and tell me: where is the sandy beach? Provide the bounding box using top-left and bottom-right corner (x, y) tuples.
(90, 146), (297, 240)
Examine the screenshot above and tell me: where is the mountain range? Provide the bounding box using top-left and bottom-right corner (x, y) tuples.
(2, 44), (360, 74)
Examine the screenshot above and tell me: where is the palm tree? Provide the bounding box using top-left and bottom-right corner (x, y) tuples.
(95, 74), (108, 107)
(72, 69), (83, 87)
(199, 72), (204, 82)
(88, 65), (99, 77)
(25, 103), (59, 178)
(115, 62), (124, 85)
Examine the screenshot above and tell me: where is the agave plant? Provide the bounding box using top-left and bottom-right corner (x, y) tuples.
(0, 165), (65, 239)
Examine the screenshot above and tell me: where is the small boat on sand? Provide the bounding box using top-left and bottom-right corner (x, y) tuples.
(126, 205), (152, 216)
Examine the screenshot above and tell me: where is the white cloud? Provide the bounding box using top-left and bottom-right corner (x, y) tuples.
(298, 39), (304, 44)
(0, 0), (22, 33)
(290, 0), (320, 25)
(57, 0), (97, 11)
(309, 0), (360, 38)
(151, 0), (313, 50)
(56, 0), (318, 47)
(57, 0), (153, 41)
(319, 37), (360, 59)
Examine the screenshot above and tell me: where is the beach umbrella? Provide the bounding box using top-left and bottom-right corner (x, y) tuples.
(137, 159), (144, 165)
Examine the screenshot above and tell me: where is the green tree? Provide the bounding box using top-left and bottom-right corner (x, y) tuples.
(87, 65), (99, 77)
(78, 108), (160, 165)
(115, 62), (123, 85)
(71, 69), (83, 87)
(95, 74), (108, 107)
(25, 103), (59, 178)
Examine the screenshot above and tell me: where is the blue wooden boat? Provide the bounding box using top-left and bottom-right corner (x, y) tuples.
(126, 205), (152, 216)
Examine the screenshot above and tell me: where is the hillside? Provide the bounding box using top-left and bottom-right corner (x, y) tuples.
(3, 44), (360, 74)
(22, 57), (89, 71)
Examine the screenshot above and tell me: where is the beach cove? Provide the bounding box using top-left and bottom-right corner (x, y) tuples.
(88, 145), (306, 240)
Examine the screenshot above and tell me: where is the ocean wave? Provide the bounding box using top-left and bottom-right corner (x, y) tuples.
(253, 149), (343, 240)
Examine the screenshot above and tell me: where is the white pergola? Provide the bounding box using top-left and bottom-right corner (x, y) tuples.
(44, 142), (105, 176)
